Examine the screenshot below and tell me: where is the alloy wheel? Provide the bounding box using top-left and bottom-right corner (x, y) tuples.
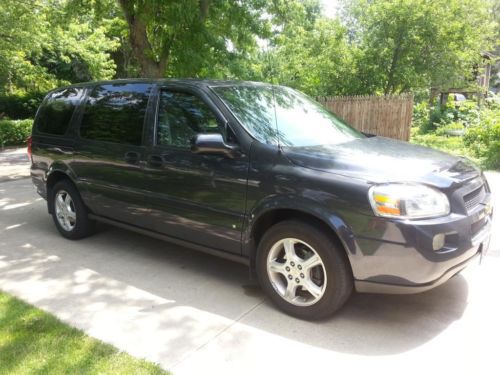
(55, 190), (76, 232)
(266, 238), (327, 306)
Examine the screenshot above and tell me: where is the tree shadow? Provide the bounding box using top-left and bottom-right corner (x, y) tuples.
(0, 183), (474, 364)
(239, 275), (468, 355)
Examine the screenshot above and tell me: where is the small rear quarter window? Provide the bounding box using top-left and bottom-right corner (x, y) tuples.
(36, 87), (84, 135)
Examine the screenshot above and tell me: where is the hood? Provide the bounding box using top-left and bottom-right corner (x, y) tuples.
(283, 136), (480, 187)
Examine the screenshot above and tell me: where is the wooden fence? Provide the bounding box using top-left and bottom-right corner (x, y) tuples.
(317, 94), (414, 141)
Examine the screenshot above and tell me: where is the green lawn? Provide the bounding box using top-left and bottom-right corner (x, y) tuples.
(0, 291), (168, 375)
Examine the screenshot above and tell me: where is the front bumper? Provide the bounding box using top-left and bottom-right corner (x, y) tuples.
(355, 247), (482, 294)
(351, 195), (492, 294)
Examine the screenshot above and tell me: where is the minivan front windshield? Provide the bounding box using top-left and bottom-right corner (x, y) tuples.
(212, 85), (363, 147)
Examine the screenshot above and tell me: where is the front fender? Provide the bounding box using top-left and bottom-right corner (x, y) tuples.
(242, 194), (357, 261)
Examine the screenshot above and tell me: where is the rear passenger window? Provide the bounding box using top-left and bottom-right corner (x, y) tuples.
(80, 83), (151, 145)
(36, 87), (84, 135)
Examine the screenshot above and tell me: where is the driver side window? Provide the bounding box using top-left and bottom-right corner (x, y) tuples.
(157, 90), (225, 147)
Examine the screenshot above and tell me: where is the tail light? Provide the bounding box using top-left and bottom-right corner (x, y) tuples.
(27, 136), (32, 160)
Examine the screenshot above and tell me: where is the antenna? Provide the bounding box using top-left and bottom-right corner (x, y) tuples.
(270, 82), (281, 152)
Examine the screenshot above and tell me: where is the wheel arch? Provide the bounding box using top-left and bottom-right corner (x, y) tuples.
(244, 198), (356, 275)
(46, 167), (78, 214)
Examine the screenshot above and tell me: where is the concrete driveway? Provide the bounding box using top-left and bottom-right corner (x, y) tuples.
(1, 148), (499, 375)
(0, 147), (30, 182)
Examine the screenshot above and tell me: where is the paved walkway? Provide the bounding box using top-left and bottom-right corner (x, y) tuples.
(0, 147), (499, 374)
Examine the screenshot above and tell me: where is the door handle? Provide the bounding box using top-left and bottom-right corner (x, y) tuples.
(124, 151), (140, 164)
(148, 154), (163, 168)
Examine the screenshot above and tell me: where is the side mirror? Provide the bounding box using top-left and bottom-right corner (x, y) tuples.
(191, 133), (239, 158)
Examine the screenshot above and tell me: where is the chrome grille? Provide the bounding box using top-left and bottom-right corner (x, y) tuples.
(463, 185), (485, 211)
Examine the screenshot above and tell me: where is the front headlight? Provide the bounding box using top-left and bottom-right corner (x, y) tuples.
(368, 183), (450, 219)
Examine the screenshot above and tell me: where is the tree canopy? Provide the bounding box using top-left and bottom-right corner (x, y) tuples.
(0, 0), (119, 94)
(0, 0), (497, 98)
(343, 0), (497, 95)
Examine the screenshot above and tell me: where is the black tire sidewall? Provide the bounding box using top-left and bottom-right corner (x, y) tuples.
(256, 220), (352, 320)
(51, 180), (92, 240)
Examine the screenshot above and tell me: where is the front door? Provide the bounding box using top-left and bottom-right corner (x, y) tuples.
(142, 88), (249, 254)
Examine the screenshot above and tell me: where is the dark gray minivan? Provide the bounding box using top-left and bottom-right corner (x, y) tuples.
(29, 79), (493, 319)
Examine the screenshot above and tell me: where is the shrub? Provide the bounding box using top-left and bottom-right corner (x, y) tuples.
(417, 98), (481, 134)
(0, 119), (33, 147)
(464, 106), (500, 169)
(485, 92), (500, 110)
(454, 101), (481, 127)
(411, 132), (476, 161)
(412, 93), (500, 170)
(0, 92), (45, 119)
(411, 101), (429, 130)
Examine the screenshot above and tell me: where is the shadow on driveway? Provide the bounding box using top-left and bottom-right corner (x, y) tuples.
(0, 179), (473, 360)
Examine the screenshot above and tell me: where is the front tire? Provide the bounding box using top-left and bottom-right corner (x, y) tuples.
(51, 180), (95, 240)
(256, 220), (352, 320)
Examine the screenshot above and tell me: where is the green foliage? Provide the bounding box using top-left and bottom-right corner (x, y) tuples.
(412, 93), (500, 170)
(412, 101), (430, 130)
(464, 100), (500, 169)
(263, 9), (357, 96)
(115, 0), (279, 79)
(0, 0), (498, 110)
(434, 122), (466, 137)
(341, 0), (497, 95)
(411, 131), (476, 162)
(417, 98), (482, 134)
(0, 93), (45, 119)
(0, 119), (33, 147)
(0, 291), (168, 374)
(426, 102), (458, 133)
(0, 0), (120, 95)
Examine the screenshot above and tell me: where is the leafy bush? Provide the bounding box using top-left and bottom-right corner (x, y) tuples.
(454, 101), (481, 127)
(412, 93), (500, 170)
(411, 101), (429, 130)
(411, 132), (476, 162)
(416, 97), (481, 134)
(485, 92), (500, 110)
(464, 106), (500, 169)
(0, 119), (33, 147)
(0, 93), (45, 119)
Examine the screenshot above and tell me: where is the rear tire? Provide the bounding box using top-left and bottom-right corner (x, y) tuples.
(51, 179), (95, 240)
(256, 220), (352, 320)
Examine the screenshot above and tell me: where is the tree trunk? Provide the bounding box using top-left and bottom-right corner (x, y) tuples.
(118, 0), (168, 78)
(384, 38), (402, 95)
(118, 0), (211, 78)
(199, 0), (211, 20)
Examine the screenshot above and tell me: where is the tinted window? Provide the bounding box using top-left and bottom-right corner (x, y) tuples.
(213, 85), (363, 147)
(36, 87), (84, 135)
(157, 90), (223, 147)
(80, 83), (151, 145)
